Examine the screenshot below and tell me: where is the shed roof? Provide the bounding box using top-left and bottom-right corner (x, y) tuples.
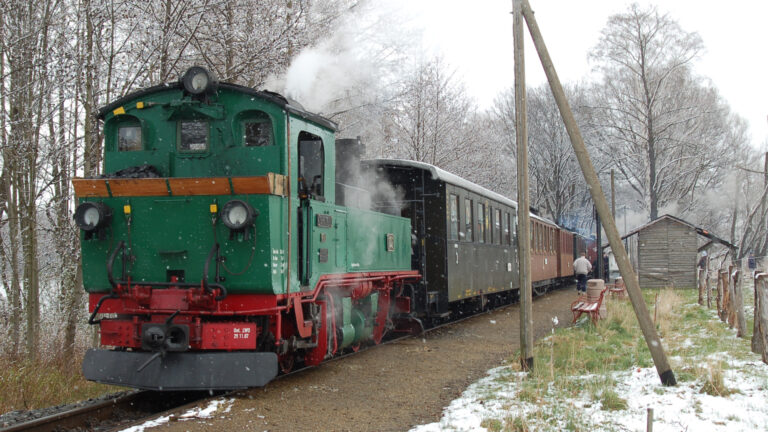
(619, 214), (735, 249)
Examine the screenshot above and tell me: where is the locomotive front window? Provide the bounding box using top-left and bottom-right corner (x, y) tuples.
(117, 125), (142, 151)
(178, 120), (209, 152)
(244, 120), (272, 147)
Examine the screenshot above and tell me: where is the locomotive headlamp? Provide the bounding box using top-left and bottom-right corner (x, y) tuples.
(181, 66), (217, 96)
(221, 200), (257, 230)
(74, 202), (112, 232)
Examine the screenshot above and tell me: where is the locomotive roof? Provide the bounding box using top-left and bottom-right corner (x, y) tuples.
(364, 158), (561, 227)
(97, 82), (338, 131)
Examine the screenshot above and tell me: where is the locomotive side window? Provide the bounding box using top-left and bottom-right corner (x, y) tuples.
(244, 121), (272, 147)
(464, 198), (473, 242)
(241, 111), (273, 147)
(178, 120), (208, 151)
(117, 124), (142, 151)
(448, 194), (459, 241)
(493, 208), (501, 245)
(298, 131), (324, 199)
(476, 202), (485, 244)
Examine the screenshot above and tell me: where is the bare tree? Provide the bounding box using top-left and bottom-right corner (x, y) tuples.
(491, 84), (595, 229)
(588, 3), (728, 221)
(384, 56), (477, 169)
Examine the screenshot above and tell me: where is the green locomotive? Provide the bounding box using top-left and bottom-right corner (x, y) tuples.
(76, 67), (418, 390)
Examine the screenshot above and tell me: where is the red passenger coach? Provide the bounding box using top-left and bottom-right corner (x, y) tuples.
(558, 229), (575, 278)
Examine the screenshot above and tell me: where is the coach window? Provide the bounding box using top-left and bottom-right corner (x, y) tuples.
(476, 203), (486, 244)
(448, 194), (459, 241)
(298, 131), (324, 200)
(537, 224), (542, 252)
(531, 222), (536, 252)
(464, 198), (473, 242)
(550, 229), (555, 253)
(504, 213), (511, 245)
(241, 111), (273, 147)
(493, 208), (501, 245)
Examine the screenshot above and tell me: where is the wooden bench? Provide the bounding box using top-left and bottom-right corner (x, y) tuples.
(606, 282), (626, 299)
(570, 287), (608, 325)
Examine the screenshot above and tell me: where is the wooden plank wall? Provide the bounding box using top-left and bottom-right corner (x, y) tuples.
(638, 218), (697, 288)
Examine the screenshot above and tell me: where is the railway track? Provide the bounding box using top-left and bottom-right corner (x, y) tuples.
(0, 390), (221, 432)
(0, 287), (562, 432)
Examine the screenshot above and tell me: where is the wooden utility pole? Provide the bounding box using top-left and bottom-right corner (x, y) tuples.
(520, 0), (676, 385)
(611, 169), (616, 220)
(513, 0), (534, 372)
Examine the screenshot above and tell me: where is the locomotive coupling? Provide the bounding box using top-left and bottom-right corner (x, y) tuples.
(141, 311), (190, 353)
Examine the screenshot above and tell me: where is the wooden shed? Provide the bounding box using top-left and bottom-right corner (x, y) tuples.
(621, 215), (700, 288)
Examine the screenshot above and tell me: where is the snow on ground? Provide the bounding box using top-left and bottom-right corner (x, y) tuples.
(411, 303), (768, 432)
(118, 398), (234, 432)
(411, 361), (768, 431)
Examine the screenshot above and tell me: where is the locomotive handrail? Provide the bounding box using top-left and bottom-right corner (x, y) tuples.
(88, 292), (119, 325)
(203, 243), (227, 301)
(105, 239), (227, 300)
(107, 240), (126, 290)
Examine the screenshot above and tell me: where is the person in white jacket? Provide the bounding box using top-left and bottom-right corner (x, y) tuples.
(573, 252), (592, 295)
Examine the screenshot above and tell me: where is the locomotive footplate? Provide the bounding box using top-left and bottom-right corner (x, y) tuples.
(82, 349), (278, 390)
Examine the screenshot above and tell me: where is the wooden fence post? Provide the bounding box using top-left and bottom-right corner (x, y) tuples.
(720, 269), (729, 323)
(716, 268), (723, 317)
(706, 259), (712, 309)
(755, 274), (768, 364)
(733, 266), (747, 338)
(753, 270), (764, 355)
(728, 266), (737, 328)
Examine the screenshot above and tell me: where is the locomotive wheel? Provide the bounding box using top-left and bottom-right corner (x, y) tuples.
(533, 285), (547, 296)
(278, 353), (295, 373)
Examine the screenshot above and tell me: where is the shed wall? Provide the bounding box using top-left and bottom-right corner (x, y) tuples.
(637, 218), (697, 288)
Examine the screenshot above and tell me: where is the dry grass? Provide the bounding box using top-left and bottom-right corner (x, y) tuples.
(698, 361), (736, 396)
(654, 288), (685, 334)
(0, 354), (119, 413)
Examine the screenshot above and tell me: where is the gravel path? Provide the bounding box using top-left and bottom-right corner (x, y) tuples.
(141, 288), (577, 432)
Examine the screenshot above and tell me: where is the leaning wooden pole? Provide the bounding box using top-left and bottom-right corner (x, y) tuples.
(513, 0), (534, 372)
(521, 0), (676, 385)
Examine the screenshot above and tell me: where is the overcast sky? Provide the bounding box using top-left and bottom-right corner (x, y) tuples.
(400, 0), (768, 149)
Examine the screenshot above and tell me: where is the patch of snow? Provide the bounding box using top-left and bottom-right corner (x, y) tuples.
(117, 398), (234, 432)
